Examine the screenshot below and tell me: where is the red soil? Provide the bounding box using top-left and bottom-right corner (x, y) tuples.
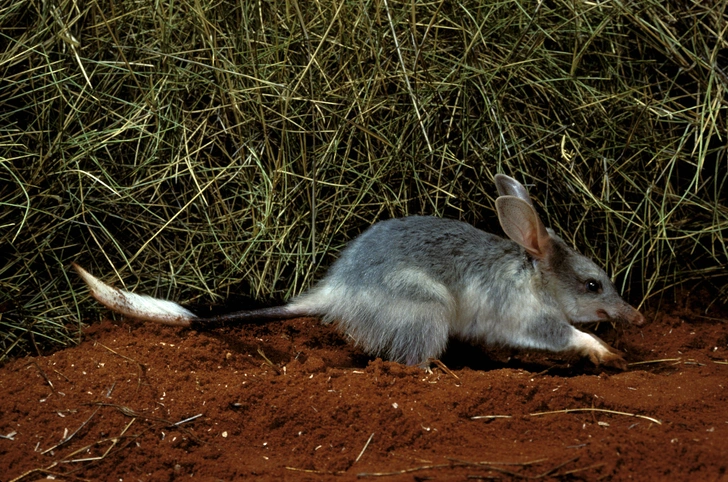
(1, 295), (727, 481)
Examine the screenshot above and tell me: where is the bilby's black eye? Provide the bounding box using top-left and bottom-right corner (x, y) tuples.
(586, 279), (601, 293)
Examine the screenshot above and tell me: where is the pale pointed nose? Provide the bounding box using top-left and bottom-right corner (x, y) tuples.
(628, 306), (645, 326)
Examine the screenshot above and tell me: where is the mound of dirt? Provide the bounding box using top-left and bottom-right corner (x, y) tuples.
(1, 297), (727, 481)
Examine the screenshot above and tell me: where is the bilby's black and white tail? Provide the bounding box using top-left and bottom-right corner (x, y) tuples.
(72, 263), (302, 328)
(74, 263), (198, 326)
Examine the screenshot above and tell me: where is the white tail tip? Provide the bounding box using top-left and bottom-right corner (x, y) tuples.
(73, 263), (197, 326)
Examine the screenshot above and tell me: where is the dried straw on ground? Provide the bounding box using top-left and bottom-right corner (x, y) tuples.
(1, 0), (726, 359)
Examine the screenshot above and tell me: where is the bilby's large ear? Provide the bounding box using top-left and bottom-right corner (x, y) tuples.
(494, 174), (535, 206)
(495, 196), (552, 260)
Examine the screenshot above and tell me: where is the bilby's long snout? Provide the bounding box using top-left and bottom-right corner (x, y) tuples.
(630, 308), (645, 326)
(620, 303), (645, 326)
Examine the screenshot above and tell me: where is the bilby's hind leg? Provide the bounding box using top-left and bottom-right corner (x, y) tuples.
(288, 270), (455, 366)
(325, 300), (452, 366)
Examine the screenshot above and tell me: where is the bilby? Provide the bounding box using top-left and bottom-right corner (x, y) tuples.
(74, 174), (644, 368)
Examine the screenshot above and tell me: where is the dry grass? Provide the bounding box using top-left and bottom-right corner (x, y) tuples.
(1, 0), (726, 360)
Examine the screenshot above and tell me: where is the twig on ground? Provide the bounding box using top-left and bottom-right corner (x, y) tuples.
(430, 358), (460, 382)
(257, 348), (281, 374)
(354, 432), (375, 464)
(530, 408), (661, 425)
(42, 406), (101, 455)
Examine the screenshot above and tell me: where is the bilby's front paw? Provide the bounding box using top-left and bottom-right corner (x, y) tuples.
(589, 346), (627, 370)
(572, 329), (626, 370)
